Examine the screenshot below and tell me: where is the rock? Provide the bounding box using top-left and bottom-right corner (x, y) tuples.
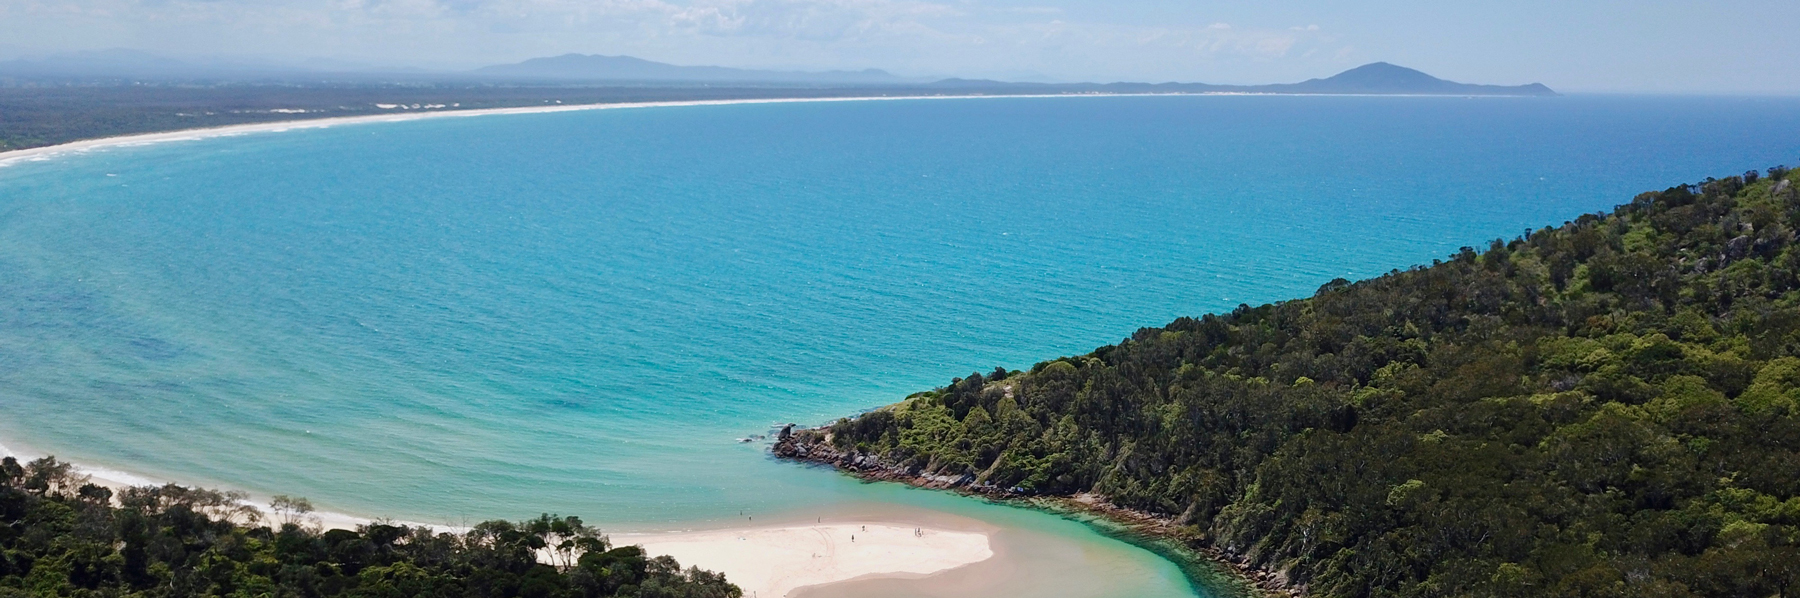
(1726, 235), (1752, 261)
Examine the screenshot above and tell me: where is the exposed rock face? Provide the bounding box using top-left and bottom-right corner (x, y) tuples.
(772, 427), (1307, 597)
(771, 428), (1016, 496)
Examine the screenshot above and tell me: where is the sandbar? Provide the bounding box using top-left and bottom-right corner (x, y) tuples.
(620, 522), (992, 598)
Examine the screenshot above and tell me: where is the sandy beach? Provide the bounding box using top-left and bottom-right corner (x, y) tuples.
(44, 452), (386, 531)
(621, 522), (993, 598)
(87, 462), (994, 597)
(0, 97), (868, 168)
(1, 440), (992, 597)
(0, 92), (1158, 170)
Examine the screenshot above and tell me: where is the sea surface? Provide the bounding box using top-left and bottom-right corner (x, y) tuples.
(3, 94), (1800, 597)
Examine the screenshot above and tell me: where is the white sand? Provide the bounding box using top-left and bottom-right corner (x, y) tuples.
(4, 440), (992, 597)
(64, 459), (996, 597)
(0, 439), (386, 531)
(0, 93), (1165, 169)
(620, 522), (993, 598)
(74, 459), (387, 531)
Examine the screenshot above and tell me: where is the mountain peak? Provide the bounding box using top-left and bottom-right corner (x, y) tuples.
(1321, 63), (1450, 86)
(1274, 62), (1555, 96)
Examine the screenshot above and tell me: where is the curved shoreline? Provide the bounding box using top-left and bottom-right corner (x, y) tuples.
(0, 435), (399, 531)
(0, 436), (995, 598)
(0, 90), (1132, 597)
(0, 89), (1259, 597)
(0, 92), (1151, 169)
(0, 88), (1116, 534)
(0, 90), (1512, 169)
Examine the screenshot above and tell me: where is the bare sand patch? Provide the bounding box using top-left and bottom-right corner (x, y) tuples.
(620, 521), (992, 598)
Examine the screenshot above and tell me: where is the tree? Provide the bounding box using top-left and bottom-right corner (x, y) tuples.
(271, 494), (316, 528)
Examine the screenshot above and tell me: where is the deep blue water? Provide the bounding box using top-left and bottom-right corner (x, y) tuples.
(2, 94), (1799, 597)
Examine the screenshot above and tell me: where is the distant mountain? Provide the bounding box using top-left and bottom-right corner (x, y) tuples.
(467, 58), (1558, 94)
(472, 54), (918, 85)
(921, 63), (1555, 96)
(1253, 62), (1556, 95)
(0, 51), (1554, 97)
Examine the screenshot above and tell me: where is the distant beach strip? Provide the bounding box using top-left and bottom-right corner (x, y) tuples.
(0, 90), (1537, 169)
(0, 94), (1114, 169)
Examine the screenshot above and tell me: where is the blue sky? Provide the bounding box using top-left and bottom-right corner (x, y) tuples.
(2, 0), (1796, 93)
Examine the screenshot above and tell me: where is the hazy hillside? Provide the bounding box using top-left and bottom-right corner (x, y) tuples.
(471, 54), (915, 85)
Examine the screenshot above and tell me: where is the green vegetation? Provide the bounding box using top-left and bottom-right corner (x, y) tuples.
(814, 168), (1800, 597)
(0, 456), (739, 598)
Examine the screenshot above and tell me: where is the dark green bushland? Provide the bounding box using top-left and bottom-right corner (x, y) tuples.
(0, 457), (739, 598)
(823, 167), (1800, 598)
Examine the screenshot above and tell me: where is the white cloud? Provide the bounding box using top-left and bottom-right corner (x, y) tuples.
(6, 0), (1800, 91)
(0, 0), (1353, 80)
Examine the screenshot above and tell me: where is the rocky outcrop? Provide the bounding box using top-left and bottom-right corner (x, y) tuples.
(772, 427), (1302, 597)
(772, 428), (1016, 496)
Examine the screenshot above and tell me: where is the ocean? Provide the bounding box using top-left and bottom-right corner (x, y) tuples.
(3, 94), (1799, 597)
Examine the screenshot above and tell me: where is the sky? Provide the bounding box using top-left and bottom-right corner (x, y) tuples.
(1, 0), (1797, 93)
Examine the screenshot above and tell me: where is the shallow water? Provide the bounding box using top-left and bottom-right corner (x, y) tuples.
(3, 95), (1799, 597)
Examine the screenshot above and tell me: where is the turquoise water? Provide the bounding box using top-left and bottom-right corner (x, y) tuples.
(4, 95), (1800, 596)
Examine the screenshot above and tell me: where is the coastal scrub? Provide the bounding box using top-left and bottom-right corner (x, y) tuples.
(0, 457), (741, 598)
(785, 167), (1800, 597)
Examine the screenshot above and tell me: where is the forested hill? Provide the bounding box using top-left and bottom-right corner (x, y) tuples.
(0, 457), (740, 598)
(796, 167), (1800, 597)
